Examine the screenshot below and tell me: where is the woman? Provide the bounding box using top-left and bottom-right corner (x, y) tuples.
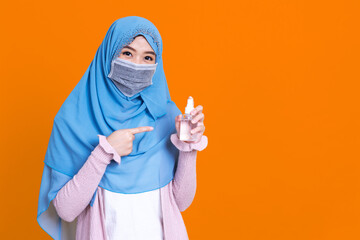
(37, 16), (208, 240)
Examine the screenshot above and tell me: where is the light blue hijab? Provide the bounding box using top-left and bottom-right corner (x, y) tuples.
(37, 16), (182, 239)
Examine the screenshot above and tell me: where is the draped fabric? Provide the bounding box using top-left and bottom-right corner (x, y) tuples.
(37, 16), (182, 239)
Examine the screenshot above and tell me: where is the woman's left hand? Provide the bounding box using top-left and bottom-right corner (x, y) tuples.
(175, 105), (205, 144)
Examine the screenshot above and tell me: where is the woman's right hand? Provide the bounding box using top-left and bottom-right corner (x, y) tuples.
(106, 126), (154, 157)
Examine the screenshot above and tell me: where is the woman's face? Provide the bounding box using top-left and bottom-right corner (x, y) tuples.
(118, 35), (156, 64)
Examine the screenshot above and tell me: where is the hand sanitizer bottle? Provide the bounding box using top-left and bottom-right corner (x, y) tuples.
(179, 96), (197, 142)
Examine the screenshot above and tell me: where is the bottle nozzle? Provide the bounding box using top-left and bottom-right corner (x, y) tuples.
(185, 96), (194, 114)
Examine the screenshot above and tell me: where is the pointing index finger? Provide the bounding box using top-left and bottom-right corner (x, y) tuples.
(128, 126), (154, 135)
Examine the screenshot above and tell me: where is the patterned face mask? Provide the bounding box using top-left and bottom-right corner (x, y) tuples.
(108, 57), (158, 97)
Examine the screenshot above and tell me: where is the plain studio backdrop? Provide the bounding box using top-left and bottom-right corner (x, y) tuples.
(1, 0), (360, 239)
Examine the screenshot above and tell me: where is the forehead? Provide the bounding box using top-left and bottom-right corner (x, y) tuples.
(126, 35), (154, 51)
(111, 26), (161, 62)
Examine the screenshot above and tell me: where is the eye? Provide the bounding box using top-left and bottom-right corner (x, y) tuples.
(145, 56), (153, 61)
(122, 51), (132, 56)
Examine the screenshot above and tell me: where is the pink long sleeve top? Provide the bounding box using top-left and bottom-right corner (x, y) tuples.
(52, 133), (208, 240)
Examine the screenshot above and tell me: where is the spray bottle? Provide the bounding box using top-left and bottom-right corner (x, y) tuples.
(179, 96), (197, 142)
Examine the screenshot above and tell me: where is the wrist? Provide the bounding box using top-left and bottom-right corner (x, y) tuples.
(170, 133), (208, 152)
(91, 144), (113, 165)
(97, 134), (121, 164)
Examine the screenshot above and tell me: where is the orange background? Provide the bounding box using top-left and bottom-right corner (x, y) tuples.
(1, 0), (360, 239)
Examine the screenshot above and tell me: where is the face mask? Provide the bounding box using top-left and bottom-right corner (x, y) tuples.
(107, 57), (158, 97)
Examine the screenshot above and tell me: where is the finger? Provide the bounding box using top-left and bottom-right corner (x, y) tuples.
(190, 105), (203, 116)
(190, 125), (205, 134)
(190, 130), (203, 144)
(175, 114), (182, 123)
(191, 113), (204, 124)
(128, 126), (154, 135)
(192, 135), (202, 144)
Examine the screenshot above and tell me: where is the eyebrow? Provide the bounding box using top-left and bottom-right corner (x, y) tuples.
(122, 46), (156, 56)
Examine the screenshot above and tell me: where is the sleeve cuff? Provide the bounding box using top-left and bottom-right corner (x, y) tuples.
(97, 134), (121, 164)
(170, 133), (208, 152)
